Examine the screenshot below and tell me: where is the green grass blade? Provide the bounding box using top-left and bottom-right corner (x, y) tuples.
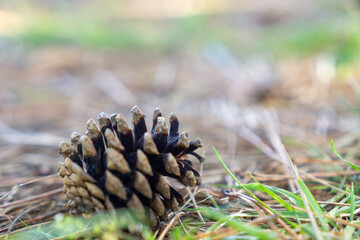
(298, 178), (327, 231)
(331, 139), (360, 171)
(327, 193), (349, 221)
(203, 192), (225, 214)
(213, 147), (301, 230)
(18, 218), (32, 230)
(350, 183), (355, 222)
(213, 147), (272, 211)
(248, 173), (294, 211)
(243, 183), (304, 208)
(200, 208), (278, 240)
(302, 224), (317, 240)
(344, 225), (356, 240)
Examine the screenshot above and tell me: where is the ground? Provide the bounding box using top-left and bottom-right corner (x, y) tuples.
(1, 1), (360, 239)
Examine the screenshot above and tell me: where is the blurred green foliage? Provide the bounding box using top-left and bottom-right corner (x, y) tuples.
(12, 209), (154, 240)
(18, 12), (212, 52)
(256, 16), (360, 68)
(4, 1), (360, 69)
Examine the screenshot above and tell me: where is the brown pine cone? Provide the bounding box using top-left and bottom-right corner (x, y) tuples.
(58, 106), (204, 227)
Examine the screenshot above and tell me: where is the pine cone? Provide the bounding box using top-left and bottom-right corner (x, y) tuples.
(58, 106), (204, 227)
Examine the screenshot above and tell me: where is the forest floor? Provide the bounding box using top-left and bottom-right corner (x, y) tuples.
(1, 47), (360, 239)
(1, 1), (360, 239)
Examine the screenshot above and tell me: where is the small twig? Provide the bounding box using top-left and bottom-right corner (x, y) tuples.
(0, 188), (62, 208)
(0, 209), (12, 224)
(185, 187), (205, 223)
(158, 212), (185, 240)
(223, 190), (286, 240)
(5, 200), (51, 239)
(0, 174), (59, 202)
(299, 170), (360, 200)
(317, 201), (360, 207)
(0, 119), (63, 147)
(324, 216), (360, 229)
(292, 205), (360, 229)
(212, 228), (239, 240)
(194, 227), (238, 240)
(250, 215), (278, 226)
(259, 204), (299, 240)
(184, 161), (205, 223)
(178, 218), (189, 236)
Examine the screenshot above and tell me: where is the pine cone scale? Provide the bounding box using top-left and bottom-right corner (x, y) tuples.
(104, 170), (127, 200)
(133, 171), (153, 199)
(136, 149), (153, 176)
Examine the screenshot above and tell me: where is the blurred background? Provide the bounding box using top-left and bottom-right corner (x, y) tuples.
(1, 0), (360, 233)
